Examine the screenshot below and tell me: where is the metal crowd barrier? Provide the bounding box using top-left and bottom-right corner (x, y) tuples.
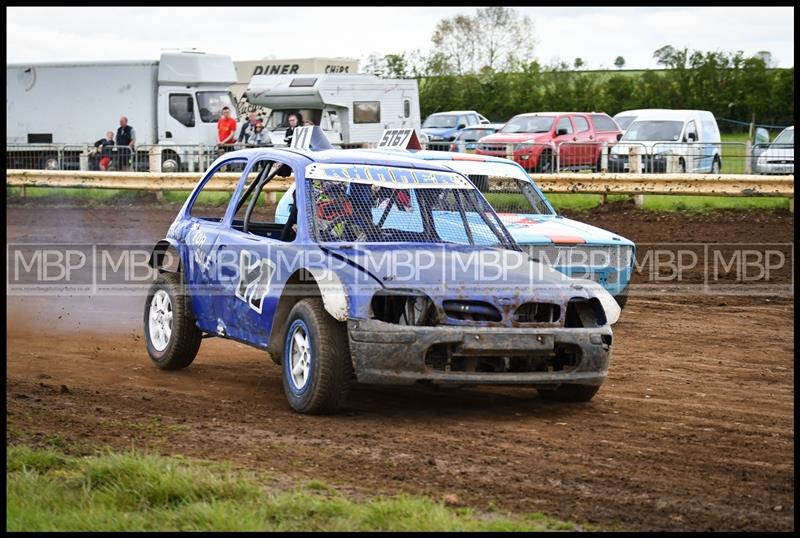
(6, 140), (793, 177)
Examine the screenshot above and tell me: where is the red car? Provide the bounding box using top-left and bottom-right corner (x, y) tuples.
(475, 112), (622, 172)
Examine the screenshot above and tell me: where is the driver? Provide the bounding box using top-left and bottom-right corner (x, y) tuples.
(315, 182), (356, 240)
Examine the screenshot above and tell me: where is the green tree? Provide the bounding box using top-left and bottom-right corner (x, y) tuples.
(614, 56), (625, 69)
(429, 7), (537, 75)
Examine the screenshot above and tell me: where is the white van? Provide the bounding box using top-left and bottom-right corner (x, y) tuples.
(608, 109), (722, 173)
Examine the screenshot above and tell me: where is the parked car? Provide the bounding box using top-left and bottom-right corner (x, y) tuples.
(277, 148), (636, 308)
(475, 112), (622, 173)
(753, 125), (794, 175)
(449, 123), (505, 153)
(421, 110), (490, 144)
(608, 109), (722, 173)
(146, 145), (622, 413)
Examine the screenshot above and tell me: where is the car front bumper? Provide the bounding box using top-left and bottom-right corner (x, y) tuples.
(347, 319), (612, 386)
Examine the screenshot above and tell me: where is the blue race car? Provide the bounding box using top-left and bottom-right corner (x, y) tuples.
(277, 150), (636, 308)
(146, 147), (622, 414)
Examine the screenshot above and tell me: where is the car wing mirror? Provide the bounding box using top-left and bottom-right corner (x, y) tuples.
(687, 132), (697, 142)
(616, 133), (623, 141)
(556, 128), (569, 136)
(457, 123), (466, 130)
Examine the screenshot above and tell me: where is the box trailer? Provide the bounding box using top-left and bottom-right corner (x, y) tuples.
(7, 51), (238, 171)
(245, 73), (420, 147)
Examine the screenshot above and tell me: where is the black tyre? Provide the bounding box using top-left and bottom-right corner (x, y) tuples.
(282, 298), (352, 414)
(538, 384), (601, 402)
(710, 157), (721, 174)
(615, 291), (629, 310)
(678, 159), (686, 173)
(144, 272), (202, 370)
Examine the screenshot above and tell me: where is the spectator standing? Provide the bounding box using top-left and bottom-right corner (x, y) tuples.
(217, 106), (237, 152)
(237, 111), (260, 145)
(247, 121), (269, 147)
(89, 131), (116, 170)
(283, 112), (303, 146)
(115, 116), (136, 170)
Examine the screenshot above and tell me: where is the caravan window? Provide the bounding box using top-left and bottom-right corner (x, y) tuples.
(353, 101), (381, 124)
(267, 109), (323, 129)
(403, 99), (410, 118)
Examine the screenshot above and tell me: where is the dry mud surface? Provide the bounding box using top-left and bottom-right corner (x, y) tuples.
(6, 203), (794, 531)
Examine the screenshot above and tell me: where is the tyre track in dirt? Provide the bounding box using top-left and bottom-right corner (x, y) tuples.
(6, 204), (794, 531)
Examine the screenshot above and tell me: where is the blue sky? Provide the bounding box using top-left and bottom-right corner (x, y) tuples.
(6, 6), (794, 69)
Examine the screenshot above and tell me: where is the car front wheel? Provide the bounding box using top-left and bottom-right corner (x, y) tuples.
(282, 298), (352, 414)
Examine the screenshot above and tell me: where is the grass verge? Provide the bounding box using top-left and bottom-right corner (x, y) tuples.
(7, 445), (579, 531)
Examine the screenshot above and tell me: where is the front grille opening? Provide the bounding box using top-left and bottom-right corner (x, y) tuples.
(442, 300), (502, 323)
(565, 298), (607, 328)
(424, 344), (582, 373)
(514, 302), (561, 323)
(371, 292), (437, 326)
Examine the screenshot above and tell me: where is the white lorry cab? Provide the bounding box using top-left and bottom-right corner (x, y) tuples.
(609, 109), (722, 174)
(245, 73), (421, 148)
(7, 51), (238, 171)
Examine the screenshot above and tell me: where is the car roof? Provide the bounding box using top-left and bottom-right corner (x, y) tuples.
(626, 109), (715, 121)
(513, 112), (606, 118)
(461, 123), (505, 130)
(613, 109), (648, 117)
(427, 110), (483, 115)
(214, 147), (462, 172)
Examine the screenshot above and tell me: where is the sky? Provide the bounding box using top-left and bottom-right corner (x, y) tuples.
(6, 6), (795, 70)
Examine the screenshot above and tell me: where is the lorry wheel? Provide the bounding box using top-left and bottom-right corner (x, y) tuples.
(144, 272), (202, 370)
(162, 152), (181, 173)
(538, 384), (600, 402)
(282, 298), (352, 414)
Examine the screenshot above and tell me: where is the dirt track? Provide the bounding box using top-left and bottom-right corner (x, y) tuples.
(6, 203), (795, 531)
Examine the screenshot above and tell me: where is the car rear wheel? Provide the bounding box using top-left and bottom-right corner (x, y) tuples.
(144, 272), (202, 370)
(282, 298), (352, 414)
(538, 383), (600, 402)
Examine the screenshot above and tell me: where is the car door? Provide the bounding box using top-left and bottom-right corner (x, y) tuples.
(179, 157), (249, 333)
(553, 116), (576, 168)
(683, 120), (703, 172)
(213, 156), (306, 348)
(571, 115), (594, 167)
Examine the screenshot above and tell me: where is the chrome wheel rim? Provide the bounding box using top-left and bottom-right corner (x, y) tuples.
(148, 290), (173, 352)
(289, 325), (311, 390)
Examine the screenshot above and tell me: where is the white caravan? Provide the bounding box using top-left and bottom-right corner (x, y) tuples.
(245, 73), (421, 147)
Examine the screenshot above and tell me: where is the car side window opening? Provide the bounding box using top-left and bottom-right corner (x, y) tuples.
(169, 94), (195, 127)
(684, 120), (698, 142)
(479, 176), (552, 215)
(232, 158), (297, 241)
(187, 159), (248, 222)
(556, 116), (573, 135)
(573, 116), (590, 133)
(591, 114), (620, 132)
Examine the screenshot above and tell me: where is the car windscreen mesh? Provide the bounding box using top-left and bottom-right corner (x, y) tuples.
(307, 179), (512, 247)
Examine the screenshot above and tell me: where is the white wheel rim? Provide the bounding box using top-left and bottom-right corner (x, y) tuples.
(148, 290), (173, 352)
(289, 325), (311, 390)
